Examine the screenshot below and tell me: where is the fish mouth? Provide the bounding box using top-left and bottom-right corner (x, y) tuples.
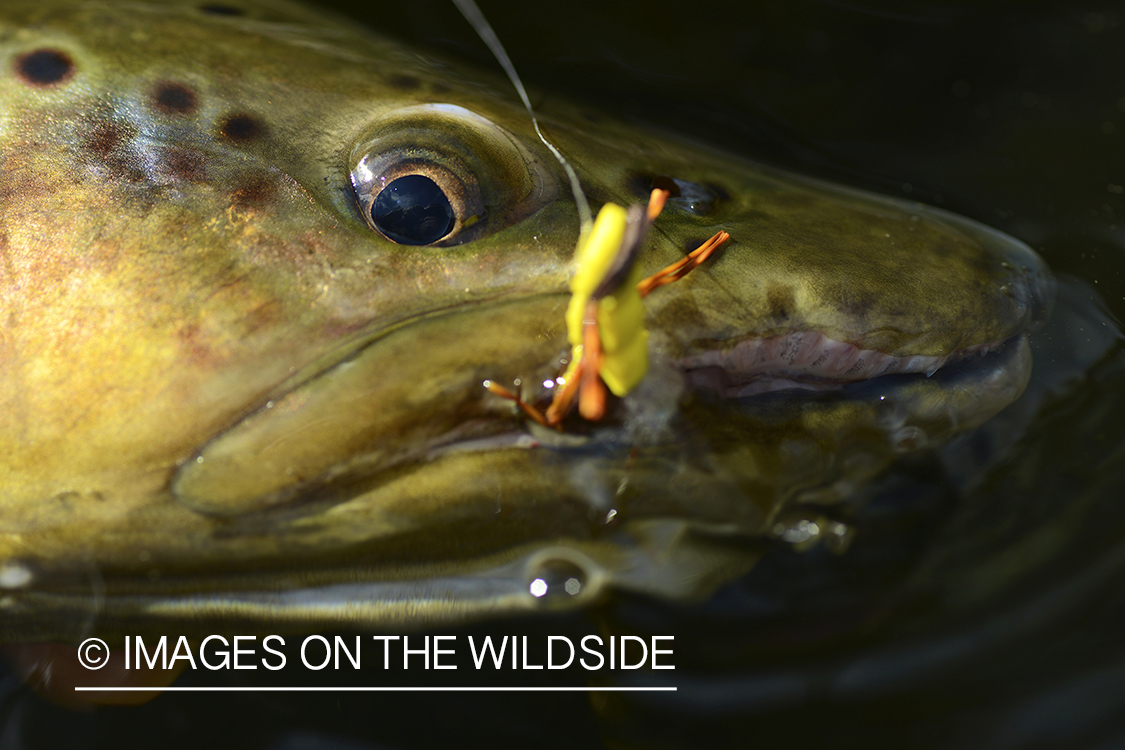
(680, 330), (1009, 397)
(649, 188), (1055, 400)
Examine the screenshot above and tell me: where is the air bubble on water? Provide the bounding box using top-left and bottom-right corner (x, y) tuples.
(779, 519), (820, 544)
(823, 520), (855, 553)
(772, 516), (853, 553)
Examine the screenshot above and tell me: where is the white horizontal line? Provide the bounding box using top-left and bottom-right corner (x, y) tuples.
(74, 686), (676, 692)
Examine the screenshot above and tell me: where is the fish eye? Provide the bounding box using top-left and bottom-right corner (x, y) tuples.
(349, 104), (555, 247)
(371, 175), (456, 245)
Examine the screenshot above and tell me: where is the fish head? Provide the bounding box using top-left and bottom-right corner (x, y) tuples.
(0, 0), (1053, 637)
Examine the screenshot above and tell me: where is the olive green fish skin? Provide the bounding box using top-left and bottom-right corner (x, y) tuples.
(0, 0), (1051, 638)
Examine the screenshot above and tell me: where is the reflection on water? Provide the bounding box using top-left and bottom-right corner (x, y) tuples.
(3, 0), (1125, 747)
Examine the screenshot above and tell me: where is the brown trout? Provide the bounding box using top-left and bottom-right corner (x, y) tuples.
(0, 0), (1052, 643)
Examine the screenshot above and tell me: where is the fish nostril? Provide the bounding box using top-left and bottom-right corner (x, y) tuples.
(649, 174), (682, 197)
(14, 49), (75, 87)
(626, 173), (725, 217)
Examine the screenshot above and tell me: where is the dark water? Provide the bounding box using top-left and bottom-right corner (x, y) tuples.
(4, 1), (1125, 748)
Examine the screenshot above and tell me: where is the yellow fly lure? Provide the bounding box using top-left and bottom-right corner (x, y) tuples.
(450, 0), (729, 427)
(488, 188), (730, 428)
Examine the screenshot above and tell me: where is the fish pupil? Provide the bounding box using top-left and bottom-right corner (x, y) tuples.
(371, 175), (455, 245)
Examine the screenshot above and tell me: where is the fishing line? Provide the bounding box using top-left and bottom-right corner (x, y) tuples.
(449, 0), (593, 231)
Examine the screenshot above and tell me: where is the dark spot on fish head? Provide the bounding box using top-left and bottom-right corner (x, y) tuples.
(219, 113), (264, 144)
(15, 49), (74, 87)
(582, 111), (604, 124)
(152, 82), (199, 115)
(231, 175), (275, 207)
(198, 3), (243, 15)
(83, 121), (131, 157)
(81, 119), (142, 180)
(766, 282), (795, 321)
(837, 286), (877, 320)
(163, 148), (207, 182)
(387, 74), (420, 90)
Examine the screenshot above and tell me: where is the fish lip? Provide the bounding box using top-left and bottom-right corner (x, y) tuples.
(677, 335), (1035, 461)
(676, 331), (1019, 398)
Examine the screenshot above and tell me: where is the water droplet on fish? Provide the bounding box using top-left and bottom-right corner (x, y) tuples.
(526, 555), (590, 605)
(0, 562), (33, 589)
